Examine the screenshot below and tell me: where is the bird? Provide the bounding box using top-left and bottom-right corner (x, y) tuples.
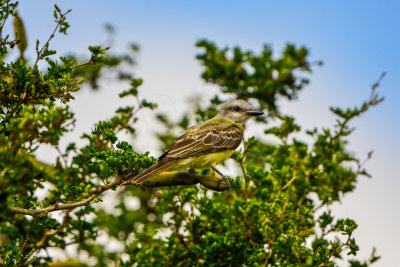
(120, 99), (264, 190)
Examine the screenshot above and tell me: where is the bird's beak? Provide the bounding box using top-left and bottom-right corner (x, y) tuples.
(246, 110), (264, 116)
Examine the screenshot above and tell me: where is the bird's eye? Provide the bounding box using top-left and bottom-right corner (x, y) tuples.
(233, 106), (240, 111)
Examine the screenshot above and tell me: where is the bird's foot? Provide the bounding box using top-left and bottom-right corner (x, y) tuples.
(188, 168), (199, 176)
(217, 176), (230, 192)
(211, 166), (230, 192)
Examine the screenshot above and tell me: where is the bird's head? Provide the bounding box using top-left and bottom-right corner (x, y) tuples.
(216, 99), (264, 124)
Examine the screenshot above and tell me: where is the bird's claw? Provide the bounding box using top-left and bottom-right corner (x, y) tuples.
(211, 166), (230, 192)
(188, 168), (199, 176)
(217, 176), (230, 192)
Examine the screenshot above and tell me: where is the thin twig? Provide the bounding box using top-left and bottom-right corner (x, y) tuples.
(355, 151), (373, 175)
(331, 72), (386, 141)
(71, 47), (109, 69)
(0, 1), (18, 45)
(0, 97), (24, 132)
(281, 171), (298, 191)
(31, 210), (70, 248)
(33, 9), (72, 68)
(56, 146), (67, 167)
(324, 232), (354, 265)
(370, 72), (386, 97)
(71, 54), (95, 69)
(239, 146), (249, 202)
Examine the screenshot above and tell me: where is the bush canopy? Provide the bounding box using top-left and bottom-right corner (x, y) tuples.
(0, 2), (383, 266)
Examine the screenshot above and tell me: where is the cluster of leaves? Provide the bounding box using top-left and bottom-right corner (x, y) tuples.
(196, 39), (322, 115)
(0, 1), (383, 266)
(132, 43), (383, 266)
(0, 2), (157, 265)
(69, 23), (141, 90)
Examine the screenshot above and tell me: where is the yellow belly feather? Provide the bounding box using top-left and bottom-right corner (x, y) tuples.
(172, 150), (234, 170)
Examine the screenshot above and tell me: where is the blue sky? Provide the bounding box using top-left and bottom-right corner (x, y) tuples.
(8, 1), (400, 265)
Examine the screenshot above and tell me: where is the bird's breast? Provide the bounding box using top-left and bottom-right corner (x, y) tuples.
(175, 150), (234, 170)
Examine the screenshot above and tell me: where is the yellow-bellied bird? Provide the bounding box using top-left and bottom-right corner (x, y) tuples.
(120, 99), (264, 190)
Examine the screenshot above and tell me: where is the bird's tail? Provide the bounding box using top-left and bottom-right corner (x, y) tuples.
(120, 160), (176, 186)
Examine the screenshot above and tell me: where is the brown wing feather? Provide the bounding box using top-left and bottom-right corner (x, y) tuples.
(159, 122), (243, 161)
(120, 159), (177, 185)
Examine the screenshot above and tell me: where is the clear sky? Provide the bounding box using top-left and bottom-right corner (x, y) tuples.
(8, 1), (400, 265)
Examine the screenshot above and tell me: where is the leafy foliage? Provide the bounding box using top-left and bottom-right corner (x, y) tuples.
(196, 39), (322, 114)
(0, 1), (382, 266)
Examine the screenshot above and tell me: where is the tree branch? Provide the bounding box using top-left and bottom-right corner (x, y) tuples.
(9, 171), (228, 217)
(9, 176), (122, 216)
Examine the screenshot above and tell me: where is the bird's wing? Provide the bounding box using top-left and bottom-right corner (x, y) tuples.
(159, 121), (243, 160)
